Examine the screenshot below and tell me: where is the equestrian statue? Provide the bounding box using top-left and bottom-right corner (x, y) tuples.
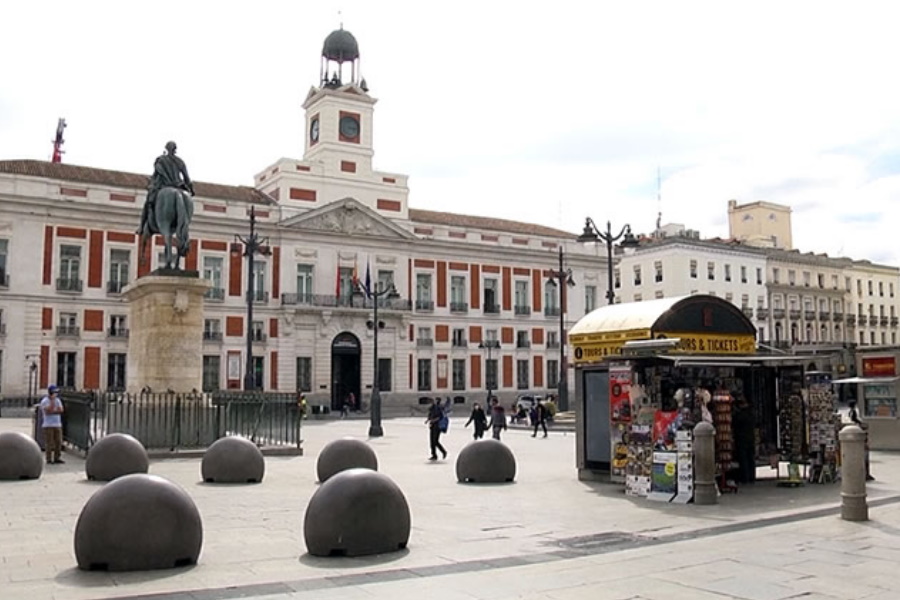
(138, 141), (195, 270)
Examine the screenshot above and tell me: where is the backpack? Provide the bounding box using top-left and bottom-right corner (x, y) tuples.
(438, 409), (449, 433)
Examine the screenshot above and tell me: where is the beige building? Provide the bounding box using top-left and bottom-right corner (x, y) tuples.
(728, 199), (793, 249)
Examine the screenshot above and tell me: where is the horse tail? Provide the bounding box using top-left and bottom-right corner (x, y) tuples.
(175, 190), (190, 254)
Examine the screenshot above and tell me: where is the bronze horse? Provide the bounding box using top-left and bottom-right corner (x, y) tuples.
(139, 187), (193, 270)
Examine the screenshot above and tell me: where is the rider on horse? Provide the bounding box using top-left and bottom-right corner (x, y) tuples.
(138, 141), (195, 236)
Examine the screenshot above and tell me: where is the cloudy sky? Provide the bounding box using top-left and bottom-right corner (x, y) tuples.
(2, 1), (900, 266)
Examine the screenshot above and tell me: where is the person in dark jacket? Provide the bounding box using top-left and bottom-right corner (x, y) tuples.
(465, 402), (488, 440)
(531, 401), (548, 438)
(425, 397), (448, 461)
(488, 398), (507, 441)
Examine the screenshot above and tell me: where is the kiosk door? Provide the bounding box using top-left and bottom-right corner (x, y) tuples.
(584, 369), (611, 470)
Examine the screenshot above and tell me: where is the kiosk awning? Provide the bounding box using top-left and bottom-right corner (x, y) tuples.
(831, 376), (900, 384)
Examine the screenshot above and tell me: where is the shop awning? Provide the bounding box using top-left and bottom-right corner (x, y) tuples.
(831, 376), (900, 384)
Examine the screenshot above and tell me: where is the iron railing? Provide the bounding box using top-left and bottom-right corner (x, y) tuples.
(60, 391), (301, 452)
(107, 280), (127, 294)
(56, 277), (83, 292)
(205, 287), (225, 301)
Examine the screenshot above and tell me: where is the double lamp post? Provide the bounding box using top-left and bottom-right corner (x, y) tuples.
(576, 217), (638, 305)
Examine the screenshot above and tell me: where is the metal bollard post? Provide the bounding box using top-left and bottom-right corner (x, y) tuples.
(693, 422), (717, 505)
(839, 424), (868, 521)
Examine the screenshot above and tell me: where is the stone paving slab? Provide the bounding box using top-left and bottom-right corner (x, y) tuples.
(2, 416), (900, 600)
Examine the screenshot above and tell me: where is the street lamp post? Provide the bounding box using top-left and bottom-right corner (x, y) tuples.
(577, 218), (638, 305)
(478, 340), (501, 401)
(235, 206), (272, 391)
(546, 246), (575, 411)
(357, 281), (399, 437)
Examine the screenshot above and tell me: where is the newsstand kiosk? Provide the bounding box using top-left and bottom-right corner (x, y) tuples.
(571, 295), (836, 500)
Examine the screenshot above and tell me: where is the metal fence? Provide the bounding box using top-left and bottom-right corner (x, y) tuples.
(60, 391), (301, 452)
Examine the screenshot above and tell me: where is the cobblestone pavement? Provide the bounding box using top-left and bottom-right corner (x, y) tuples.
(1, 416), (898, 600)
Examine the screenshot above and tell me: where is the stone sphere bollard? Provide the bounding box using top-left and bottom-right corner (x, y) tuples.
(693, 422), (717, 505)
(201, 436), (265, 483)
(455, 439), (516, 483)
(316, 437), (378, 483)
(0, 431), (43, 480)
(86, 433), (149, 481)
(304, 468), (410, 557)
(839, 424), (869, 521)
(74, 473), (203, 571)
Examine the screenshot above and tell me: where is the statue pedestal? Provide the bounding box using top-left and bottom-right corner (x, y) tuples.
(123, 274), (211, 394)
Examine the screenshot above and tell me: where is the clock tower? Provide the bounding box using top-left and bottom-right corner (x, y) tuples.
(302, 26), (376, 174)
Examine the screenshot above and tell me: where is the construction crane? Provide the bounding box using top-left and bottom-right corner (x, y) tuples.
(51, 118), (66, 163)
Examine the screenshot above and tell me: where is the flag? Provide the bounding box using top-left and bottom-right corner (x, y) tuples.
(352, 260), (359, 290)
(364, 261), (372, 298)
(335, 264), (341, 297)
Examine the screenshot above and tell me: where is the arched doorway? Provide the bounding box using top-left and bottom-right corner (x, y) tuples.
(331, 332), (361, 411)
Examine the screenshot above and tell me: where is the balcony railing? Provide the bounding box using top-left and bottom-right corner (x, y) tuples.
(833, 312), (843, 321)
(804, 310), (816, 321)
(880, 317), (890, 326)
(484, 303), (500, 314)
(251, 332), (267, 343)
(547, 340), (560, 348)
(514, 305), (531, 315)
(203, 331), (223, 342)
(450, 301), (469, 313)
(846, 314), (856, 326)
(789, 309), (802, 320)
(279, 293), (411, 311)
(415, 299), (435, 312)
(56, 278), (83, 293)
(205, 287), (225, 301)
(107, 327), (129, 338)
(891, 317), (899, 327)
(0, 272), (8, 288)
(818, 311), (830, 321)
(742, 307), (754, 319)
(106, 280), (128, 294)
(772, 308), (785, 319)
(452, 338), (468, 348)
(56, 325), (80, 337)
(756, 308), (769, 320)
(544, 306), (561, 317)
(416, 338), (434, 347)
(858, 315), (868, 326)
(0, 323), (6, 336)
(249, 290), (269, 304)
(516, 340), (532, 349)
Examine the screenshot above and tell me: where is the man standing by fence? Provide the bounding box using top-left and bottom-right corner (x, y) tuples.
(39, 385), (65, 464)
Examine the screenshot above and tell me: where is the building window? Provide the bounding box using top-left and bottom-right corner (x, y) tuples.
(251, 320), (265, 341)
(58, 244), (82, 290)
(547, 359), (559, 388)
(450, 275), (467, 310)
(253, 260), (267, 301)
(741, 294), (749, 308)
(879, 281), (884, 297)
(633, 265), (642, 285)
(252, 356), (264, 390)
(654, 261), (663, 283)
(788, 270), (796, 286)
(107, 353), (127, 390)
(514, 280), (529, 310)
(109, 314), (127, 337)
(633, 293), (642, 302)
(483, 277), (499, 312)
(417, 326), (433, 345)
(108, 249), (130, 293)
(417, 359), (432, 391)
(57, 352), (76, 389)
(516, 359), (529, 390)
(690, 260), (697, 279)
(58, 312), (78, 336)
(547, 331), (559, 348)
(772, 268), (780, 284)
(544, 282), (558, 312)
(614, 268), (621, 288)
(378, 358), (392, 391)
(485, 358), (498, 391)
(757, 295), (764, 308)
(724, 264), (731, 282)
(338, 266), (354, 300)
(740, 265), (747, 284)
(655, 290), (664, 299)
(485, 328), (498, 343)
(845, 277), (852, 292)
(756, 268), (763, 285)
(452, 359), (466, 391)
(296, 357), (312, 392)
(516, 330), (530, 348)
(707, 262), (715, 281)
(202, 356), (221, 392)
(203, 318), (222, 340)
(890, 283), (895, 298)
(817, 273), (825, 288)
(584, 285), (597, 313)
(0, 239), (7, 286)
(201, 256), (224, 299)
(296, 264), (314, 303)
(452, 328), (466, 347)
(803, 271), (810, 287)
(416, 273), (433, 308)
(868, 280), (873, 296)
(857, 279), (863, 296)
(377, 269), (394, 293)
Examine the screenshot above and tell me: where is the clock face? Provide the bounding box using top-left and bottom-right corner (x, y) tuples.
(339, 115), (360, 139)
(309, 118), (319, 142)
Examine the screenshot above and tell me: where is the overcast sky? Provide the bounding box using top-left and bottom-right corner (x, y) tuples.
(3, 1), (900, 266)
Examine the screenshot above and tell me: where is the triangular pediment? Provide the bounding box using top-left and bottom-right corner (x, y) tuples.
(280, 197), (414, 240)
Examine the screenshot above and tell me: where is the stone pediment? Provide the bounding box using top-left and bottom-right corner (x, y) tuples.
(280, 197), (414, 239)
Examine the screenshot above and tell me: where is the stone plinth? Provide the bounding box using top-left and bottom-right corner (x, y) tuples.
(123, 274), (210, 394)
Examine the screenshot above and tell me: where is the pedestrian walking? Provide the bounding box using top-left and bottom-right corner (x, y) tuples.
(465, 402), (488, 440)
(531, 400), (549, 438)
(39, 385), (65, 464)
(425, 397), (448, 461)
(488, 398), (507, 441)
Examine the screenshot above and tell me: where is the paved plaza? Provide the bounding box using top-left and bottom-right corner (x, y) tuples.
(2, 415), (900, 600)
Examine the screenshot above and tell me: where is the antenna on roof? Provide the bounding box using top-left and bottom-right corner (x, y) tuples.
(655, 166), (662, 235)
(51, 118), (66, 163)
